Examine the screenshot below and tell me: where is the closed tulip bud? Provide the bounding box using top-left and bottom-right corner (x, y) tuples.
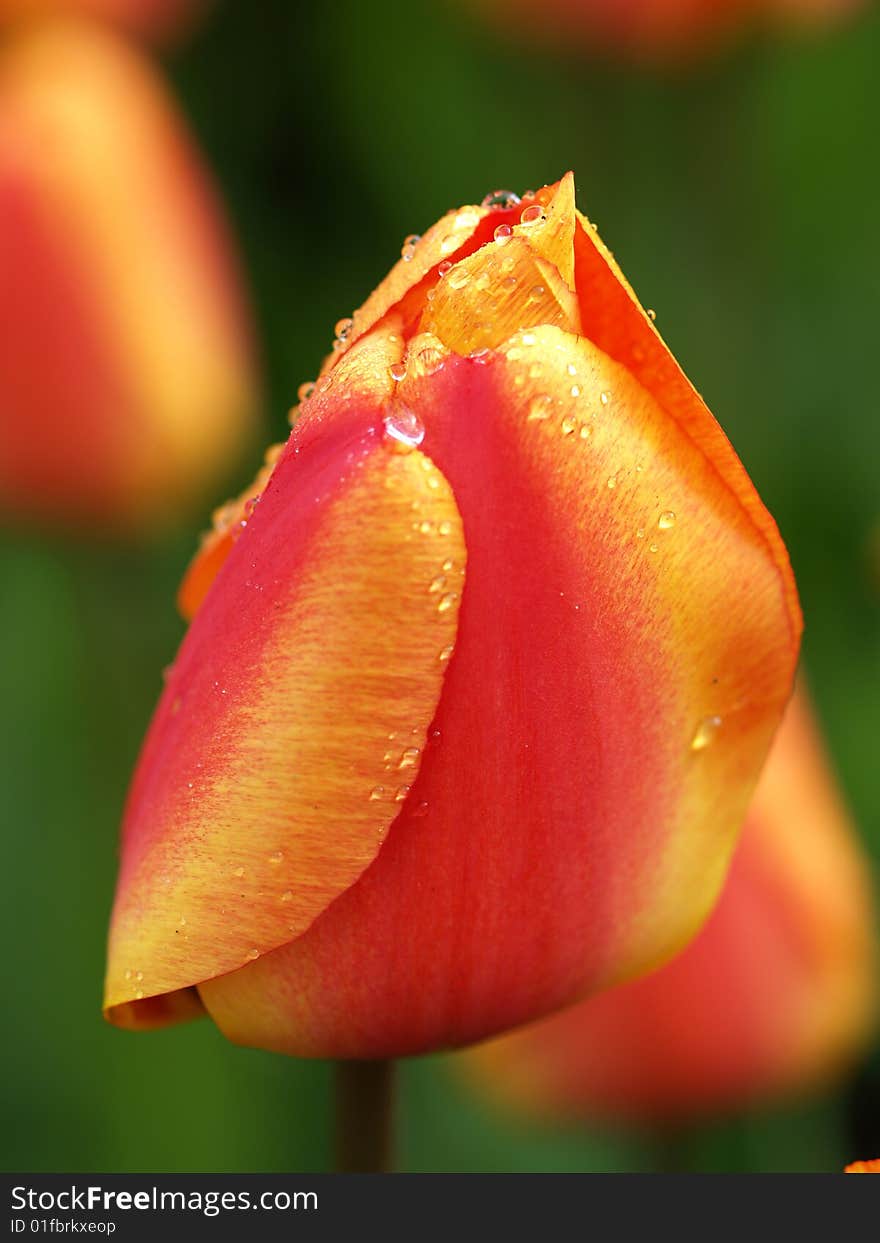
(462, 687), (877, 1121)
(471, 0), (864, 61)
(0, 21), (258, 530)
(104, 174), (800, 1059)
(0, 1), (205, 44)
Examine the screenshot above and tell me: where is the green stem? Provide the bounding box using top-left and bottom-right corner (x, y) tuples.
(334, 1060), (396, 1172)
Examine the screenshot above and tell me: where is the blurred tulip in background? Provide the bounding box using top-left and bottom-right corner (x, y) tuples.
(0, 0), (205, 44)
(471, 0), (866, 61)
(461, 686), (877, 1123)
(0, 20), (259, 531)
(104, 174), (800, 1061)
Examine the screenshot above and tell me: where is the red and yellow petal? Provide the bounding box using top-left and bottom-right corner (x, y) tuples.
(197, 321), (799, 1059)
(845, 1159), (880, 1173)
(461, 688), (876, 1121)
(104, 405), (465, 1024)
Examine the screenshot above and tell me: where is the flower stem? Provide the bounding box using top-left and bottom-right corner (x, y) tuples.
(334, 1059), (396, 1172)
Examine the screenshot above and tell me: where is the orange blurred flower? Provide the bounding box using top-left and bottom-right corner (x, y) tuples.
(845, 1159), (880, 1172)
(0, 0), (205, 44)
(0, 21), (259, 531)
(472, 0), (865, 61)
(461, 686), (877, 1121)
(104, 175), (800, 1059)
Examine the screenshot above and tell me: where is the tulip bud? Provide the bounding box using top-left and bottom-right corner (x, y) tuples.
(104, 174), (800, 1059)
(461, 687), (877, 1121)
(0, 1), (205, 44)
(470, 0), (864, 61)
(0, 21), (258, 530)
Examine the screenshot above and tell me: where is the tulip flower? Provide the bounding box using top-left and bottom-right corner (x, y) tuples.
(104, 173), (800, 1063)
(0, 21), (258, 530)
(0, 1), (204, 44)
(471, 0), (864, 61)
(461, 687), (876, 1123)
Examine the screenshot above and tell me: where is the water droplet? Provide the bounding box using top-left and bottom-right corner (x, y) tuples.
(448, 267), (471, 290)
(437, 260), (452, 277)
(437, 592), (458, 613)
(412, 343), (445, 377)
(579, 424), (591, 440)
(395, 785), (411, 802)
(647, 308), (657, 321)
(369, 786), (386, 801)
(246, 948), (260, 961)
(334, 316), (354, 342)
(398, 748), (420, 770)
(429, 574), (447, 593)
(561, 416), (577, 436)
(124, 969), (133, 981)
(529, 285), (546, 302)
(528, 394), (553, 421)
(412, 801), (429, 818)
(607, 475), (617, 488)
(233, 866), (245, 879)
(658, 511), (676, 530)
(439, 644), (454, 664)
(691, 715), (722, 751)
(383, 407), (424, 449)
(438, 520), (452, 536)
(135, 971), (144, 982)
(400, 233), (421, 261)
(502, 275), (517, 290)
(600, 391), (611, 405)
(297, 381), (315, 403)
(135, 990), (144, 1000)
(268, 851), (284, 865)
(388, 361), (408, 383)
(648, 542), (659, 553)
(494, 224), (513, 245)
(280, 890), (293, 903)
(177, 915), (187, 927)
(482, 189), (521, 209)
(520, 203), (544, 225)
(570, 384), (581, 398)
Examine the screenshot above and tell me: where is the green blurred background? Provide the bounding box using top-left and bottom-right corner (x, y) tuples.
(3, 0), (880, 1172)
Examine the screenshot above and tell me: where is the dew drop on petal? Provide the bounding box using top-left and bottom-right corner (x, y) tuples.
(280, 890), (294, 903)
(528, 394), (553, 422)
(383, 407), (424, 449)
(297, 381), (315, 403)
(400, 234), (421, 261)
(520, 203), (544, 225)
(398, 748), (420, 771)
(246, 948), (260, 961)
(691, 715), (722, 752)
(494, 224), (513, 245)
(482, 189), (521, 209)
(448, 267), (471, 290)
(369, 785), (386, 801)
(658, 511), (676, 530)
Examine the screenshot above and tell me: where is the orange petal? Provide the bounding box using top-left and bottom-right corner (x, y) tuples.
(105, 414), (465, 1025)
(845, 1159), (880, 1173)
(462, 686), (876, 1122)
